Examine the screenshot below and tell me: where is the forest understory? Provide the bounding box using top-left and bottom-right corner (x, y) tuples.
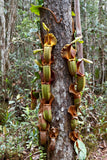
(0, 0), (106, 159)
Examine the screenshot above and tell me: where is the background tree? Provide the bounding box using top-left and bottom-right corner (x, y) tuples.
(81, 0), (106, 93)
(0, 0), (6, 88)
(0, 0), (17, 90)
(74, 0), (84, 74)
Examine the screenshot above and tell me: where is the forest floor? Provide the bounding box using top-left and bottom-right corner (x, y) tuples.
(88, 140), (107, 160)
(0, 138), (106, 160)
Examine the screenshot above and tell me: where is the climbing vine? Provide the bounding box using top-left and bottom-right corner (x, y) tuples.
(61, 37), (93, 159)
(31, 23), (58, 151)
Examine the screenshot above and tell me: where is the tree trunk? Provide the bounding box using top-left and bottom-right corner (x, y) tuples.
(84, 0), (91, 73)
(0, 0), (17, 89)
(0, 0), (6, 87)
(40, 1), (75, 160)
(74, 0), (84, 74)
(98, 0), (105, 90)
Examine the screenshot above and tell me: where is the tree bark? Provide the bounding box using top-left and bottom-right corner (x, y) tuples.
(98, 0), (105, 89)
(40, 1), (75, 160)
(84, 0), (91, 73)
(0, 0), (6, 87)
(0, 0), (17, 89)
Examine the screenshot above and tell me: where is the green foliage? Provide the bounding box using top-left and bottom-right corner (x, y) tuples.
(74, 140), (87, 160)
(42, 22), (50, 32)
(78, 3), (106, 158)
(30, 4), (42, 15)
(15, 17), (40, 40)
(35, 0), (44, 5)
(77, 72), (107, 156)
(71, 11), (76, 16)
(33, 49), (43, 54)
(80, 0), (106, 90)
(71, 36), (84, 44)
(0, 103), (46, 159)
(94, 68), (100, 79)
(0, 0), (45, 159)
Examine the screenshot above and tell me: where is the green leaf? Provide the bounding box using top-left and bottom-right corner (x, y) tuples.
(34, 59), (42, 67)
(77, 139), (87, 156)
(72, 11), (76, 16)
(42, 22), (50, 32)
(33, 49), (43, 54)
(31, 77), (38, 83)
(35, 72), (40, 79)
(75, 140), (87, 160)
(0, 125), (2, 131)
(3, 126), (7, 134)
(82, 58), (93, 64)
(74, 141), (79, 154)
(5, 78), (9, 83)
(79, 151), (86, 160)
(16, 94), (20, 100)
(30, 4), (42, 16)
(78, 40), (84, 43)
(78, 58), (93, 64)
(25, 107), (30, 115)
(9, 101), (15, 105)
(31, 72), (40, 83)
(71, 36), (83, 44)
(30, 156), (32, 160)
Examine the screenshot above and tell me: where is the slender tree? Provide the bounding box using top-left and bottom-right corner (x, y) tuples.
(40, 1), (75, 159)
(98, 0), (105, 89)
(0, 0), (17, 89)
(0, 0), (6, 87)
(74, 0), (84, 74)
